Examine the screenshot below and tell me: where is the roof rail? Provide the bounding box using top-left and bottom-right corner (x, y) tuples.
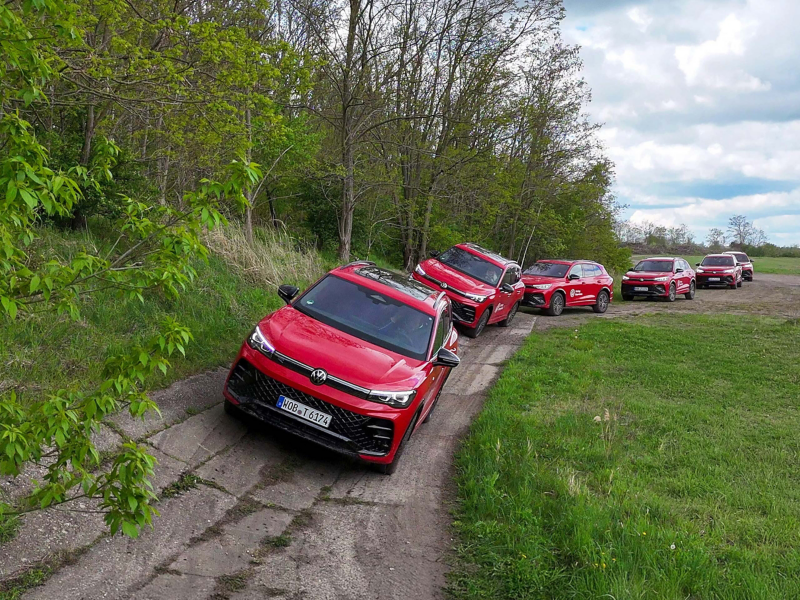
(343, 259), (376, 268)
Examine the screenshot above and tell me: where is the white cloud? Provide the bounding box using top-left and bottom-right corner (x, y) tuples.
(627, 7), (653, 32)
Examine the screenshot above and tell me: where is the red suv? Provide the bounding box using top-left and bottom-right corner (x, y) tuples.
(521, 260), (614, 316)
(723, 251), (754, 281)
(223, 262), (460, 474)
(412, 243), (524, 338)
(622, 257), (696, 301)
(696, 254), (743, 289)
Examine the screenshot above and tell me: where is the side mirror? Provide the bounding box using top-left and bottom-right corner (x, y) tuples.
(750, 259), (755, 262)
(429, 250), (440, 258)
(278, 284), (300, 305)
(432, 347), (460, 368)
(695, 262), (701, 266)
(568, 273), (580, 280)
(675, 268), (683, 273)
(500, 283), (514, 293)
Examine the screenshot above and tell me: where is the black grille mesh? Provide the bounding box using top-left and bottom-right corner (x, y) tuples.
(450, 299), (476, 323)
(227, 359), (393, 455)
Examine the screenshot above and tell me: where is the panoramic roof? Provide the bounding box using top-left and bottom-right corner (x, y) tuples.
(354, 266), (435, 302)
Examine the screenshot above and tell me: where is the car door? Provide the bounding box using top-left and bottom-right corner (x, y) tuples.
(673, 260), (686, 293)
(581, 264), (599, 304)
(564, 264), (586, 305)
(493, 267), (516, 320)
(420, 305), (451, 422)
(681, 260), (693, 290)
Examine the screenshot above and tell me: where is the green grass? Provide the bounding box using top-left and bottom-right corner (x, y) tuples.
(0, 226), (318, 407)
(451, 314), (800, 599)
(632, 255), (800, 276)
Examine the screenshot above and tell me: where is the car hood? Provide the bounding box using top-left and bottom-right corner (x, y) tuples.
(698, 265), (736, 271)
(421, 259), (496, 295)
(522, 275), (563, 286)
(625, 271), (672, 279)
(258, 307), (426, 390)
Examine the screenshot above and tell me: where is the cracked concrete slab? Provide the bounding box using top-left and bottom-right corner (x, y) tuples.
(194, 431), (286, 497)
(135, 573), (216, 600)
(147, 403), (248, 467)
(251, 456), (341, 512)
(108, 368), (228, 440)
(26, 487), (236, 600)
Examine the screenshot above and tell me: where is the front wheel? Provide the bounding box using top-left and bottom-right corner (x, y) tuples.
(667, 283), (676, 302)
(685, 281), (696, 300)
(545, 293), (565, 316)
(498, 302), (519, 327)
(592, 290), (610, 313)
(737, 278), (742, 288)
(464, 310), (490, 338)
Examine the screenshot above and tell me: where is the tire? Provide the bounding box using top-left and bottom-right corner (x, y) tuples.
(685, 281), (696, 300)
(729, 280), (737, 290)
(545, 292), (565, 316)
(498, 302), (519, 327)
(375, 412), (418, 475)
(737, 278), (742, 288)
(621, 294), (633, 301)
(667, 283), (676, 302)
(464, 309), (490, 338)
(592, 290), (610, 313)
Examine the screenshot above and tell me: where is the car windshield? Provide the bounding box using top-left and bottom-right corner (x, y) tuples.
(438, 246), (503, 286)
(702, 256), (735, 266)
(734, 253), (750, 263)
(294, 275), (434, 361)
(523, 262), (569, 278)
(633, 260), (673, 272)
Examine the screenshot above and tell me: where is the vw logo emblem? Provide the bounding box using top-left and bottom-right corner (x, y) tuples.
(440, 282), (448, 289)
(310, 369), (327, 385)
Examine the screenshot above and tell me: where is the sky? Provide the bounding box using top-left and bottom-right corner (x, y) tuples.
(561, 0), (800, 245)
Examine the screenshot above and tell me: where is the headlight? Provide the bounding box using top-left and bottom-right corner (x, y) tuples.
(465, 292), (488, 303)
(415, 264), (426, 276)
(622, 275), (630, 280)
(367, 390), (417, 408)
(654, 276), (669, 281)
(697, 268), (705, 273)
(723, 269), (734, 273)
(530, 283), (552, 290)
(247, 325), (275, 357)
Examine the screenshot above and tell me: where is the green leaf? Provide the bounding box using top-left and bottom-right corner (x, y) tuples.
(30, 275), (41, 294)
(19, 188), (37, 209)
(121, 521), (139, 538)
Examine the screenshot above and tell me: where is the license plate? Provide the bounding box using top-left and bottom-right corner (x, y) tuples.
(708, 277), (720, 282)
(634, 286), (648, 291)
(277, 395), (332, 428)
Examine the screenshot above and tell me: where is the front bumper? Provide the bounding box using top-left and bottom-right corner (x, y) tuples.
(697, 274), (735, 286)
(621, 282), (667, 296)
(223, 353), (405, 464)
(522, 290), (549, 307)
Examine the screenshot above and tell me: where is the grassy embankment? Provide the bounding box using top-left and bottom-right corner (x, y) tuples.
(632, 255), (800, 276)
(0, 223), (324, 408)
(451, 314), (800, 599)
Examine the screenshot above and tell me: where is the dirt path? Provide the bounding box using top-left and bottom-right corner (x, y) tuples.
(4, 275), (798, 600)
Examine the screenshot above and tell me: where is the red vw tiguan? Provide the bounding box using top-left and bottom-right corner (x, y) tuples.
(521, 259), (614, 316)
(412, 243), (525, 338)
(223, 262), (460, 474)
(622, 257), (696, 301)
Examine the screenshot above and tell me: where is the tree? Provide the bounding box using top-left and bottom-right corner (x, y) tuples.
(706, 228), (726, 250)
(727, 215), (754, 246)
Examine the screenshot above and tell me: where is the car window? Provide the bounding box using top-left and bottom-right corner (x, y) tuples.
(586, 264), (601, 277)
(524, 262), (569, 278)
(568, 264), (583, 278)
(734, 253), (749, 263)
(433, 309), (447, 353)
(294, 275), (435, 361)
(633, 260), (673, 272)
(701, 256), (735, 266)
(438, 246), (503, 286)
(501, 268), (516, 286)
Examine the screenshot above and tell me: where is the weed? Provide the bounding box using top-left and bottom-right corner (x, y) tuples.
(160, 474), (202, 499)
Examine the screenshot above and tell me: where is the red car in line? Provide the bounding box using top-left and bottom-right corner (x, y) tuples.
(223, 262), (460, 474)
(696, 254), (743, 289)
(723, 251), (754, 281)
(621, 257), (696, 301)
(412, 243), (525, 338)
(520, 259), (614, 316)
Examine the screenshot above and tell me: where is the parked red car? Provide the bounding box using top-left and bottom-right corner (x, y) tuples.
(696, 254), (743, 289)
(223, 262), (460, 474)
(521, 259), (614, 316)
(622, 257), (696, 301)
(412, 243), (524, 338)
(723, 251), (754, 281)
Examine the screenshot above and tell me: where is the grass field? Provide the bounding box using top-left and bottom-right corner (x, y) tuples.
(632, 255), (800, 276)
(451, 314), (800, 599)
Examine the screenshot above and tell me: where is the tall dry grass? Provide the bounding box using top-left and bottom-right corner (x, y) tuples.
(205, 222), (324, 287)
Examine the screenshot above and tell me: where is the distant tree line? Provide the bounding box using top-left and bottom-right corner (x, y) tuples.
(1, 0), (626, 271)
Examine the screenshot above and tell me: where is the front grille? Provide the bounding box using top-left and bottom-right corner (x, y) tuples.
(450, 299), (476, 323)
(523, 292), (545, 306)
(698, 275), (733, 284)
(622, 284), (666, 296)
(227, 359), (394, 455)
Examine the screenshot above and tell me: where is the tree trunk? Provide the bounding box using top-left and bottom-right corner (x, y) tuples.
(244, 106), (255, 246)
(70, 104), (97, 229)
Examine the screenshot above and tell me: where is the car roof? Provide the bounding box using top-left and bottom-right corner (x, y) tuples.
(723, 251), (748, 256)
(639, 256), (678, 261)
(332, 262), (443, 315)
(537, 259), (600, 265)
(704, 253), (734, 258)
(458, 243), (518, 268)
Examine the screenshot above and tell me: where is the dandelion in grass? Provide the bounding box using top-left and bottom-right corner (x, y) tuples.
(670, 544), (676, 550)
